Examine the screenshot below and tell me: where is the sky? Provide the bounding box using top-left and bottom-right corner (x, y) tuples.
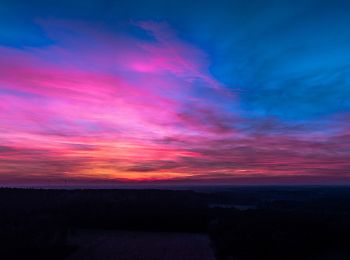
(1, 0), (350, 186)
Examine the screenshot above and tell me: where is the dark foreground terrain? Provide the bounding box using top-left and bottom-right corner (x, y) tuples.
(1, 186), (350, 259)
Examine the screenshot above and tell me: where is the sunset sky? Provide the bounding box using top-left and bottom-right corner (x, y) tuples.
(1, 0), (350, 186)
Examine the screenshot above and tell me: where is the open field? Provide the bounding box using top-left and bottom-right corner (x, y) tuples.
(67, 229), (215, 260)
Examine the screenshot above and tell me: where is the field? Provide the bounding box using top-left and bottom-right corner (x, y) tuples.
(67, 230), (214, 260)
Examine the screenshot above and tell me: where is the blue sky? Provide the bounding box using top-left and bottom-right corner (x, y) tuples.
(1, 0), (350, 185)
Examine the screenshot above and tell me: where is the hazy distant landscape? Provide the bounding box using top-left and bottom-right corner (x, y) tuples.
(1, 186), (350, 259)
